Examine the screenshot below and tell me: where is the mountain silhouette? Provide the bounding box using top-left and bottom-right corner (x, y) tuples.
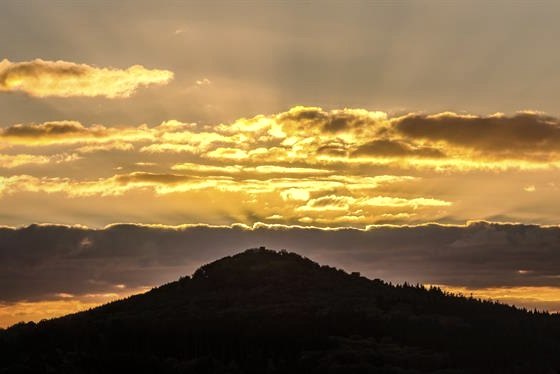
(1, 248), (560, 373)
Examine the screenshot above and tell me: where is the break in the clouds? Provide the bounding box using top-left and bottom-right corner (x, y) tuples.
(3, 106), (560, 226)
(0, 59), (173, 98)
(2, 221), (560, 327)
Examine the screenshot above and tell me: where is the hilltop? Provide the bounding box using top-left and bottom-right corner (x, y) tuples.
(1, 248), (559, 373)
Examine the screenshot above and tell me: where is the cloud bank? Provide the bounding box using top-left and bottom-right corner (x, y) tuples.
(0, 59), (173, 98)
(1, 221), (560, 327)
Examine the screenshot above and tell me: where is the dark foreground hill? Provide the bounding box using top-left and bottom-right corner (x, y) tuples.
(1, 249), (560, 373)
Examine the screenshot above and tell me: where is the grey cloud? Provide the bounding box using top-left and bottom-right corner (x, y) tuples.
(1, 222), (560, 303)
(0, 121), (94, 138)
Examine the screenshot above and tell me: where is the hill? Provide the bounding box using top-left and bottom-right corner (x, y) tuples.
(1, 248), (560, 373)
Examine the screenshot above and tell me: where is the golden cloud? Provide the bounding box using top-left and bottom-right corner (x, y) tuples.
(0, 59), (173, 98)
(0, 170), (438, 226)
(195, 106), (560, 170)
(3, 106), (560, 227)
(171, 162), (332, 176)
(296, 194), (450, 215)
(5, 107), (560, 170)
(0, 173), (412, 198)
(0, 121), (152, 146)
(0, 153), (79, 168)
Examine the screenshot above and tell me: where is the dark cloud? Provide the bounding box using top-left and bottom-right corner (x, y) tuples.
(2, 222), (560, 303)
(351, 139), (446, 158)
(0, 121), (94, 139)
(323, 113), (370, 133)
(114, 172), (194, 185)
(276, 107), (327, 126)
(393, 112), (560, 156)
(276, 107), (378, 135)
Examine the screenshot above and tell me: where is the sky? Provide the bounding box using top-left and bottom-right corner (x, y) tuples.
(2, 0), (560, 327)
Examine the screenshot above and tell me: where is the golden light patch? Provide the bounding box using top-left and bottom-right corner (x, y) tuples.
(433, 285), (560, 311)
(0, 287), (150, 328)
(0, 299), (101, 328)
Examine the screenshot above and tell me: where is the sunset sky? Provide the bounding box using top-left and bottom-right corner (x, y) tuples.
(2, 0), (560, 327)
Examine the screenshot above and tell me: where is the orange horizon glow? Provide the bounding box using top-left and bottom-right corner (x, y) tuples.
(4, 283), (560, 329)
(0, 287), (151, 329)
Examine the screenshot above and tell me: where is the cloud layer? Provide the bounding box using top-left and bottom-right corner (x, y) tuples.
(4, 106), (560, 167)
(2, 221), (560, 327)
(3, 106), (560, 226)
(0, 59), (173, 98)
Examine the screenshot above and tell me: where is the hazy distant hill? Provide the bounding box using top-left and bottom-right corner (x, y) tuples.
(1, 248), (559, 373)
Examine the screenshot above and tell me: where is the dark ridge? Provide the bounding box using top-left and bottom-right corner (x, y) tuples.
(1, 248), (560, 373)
